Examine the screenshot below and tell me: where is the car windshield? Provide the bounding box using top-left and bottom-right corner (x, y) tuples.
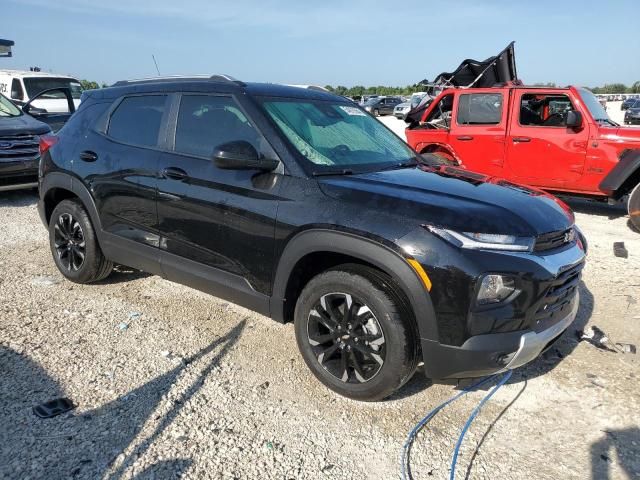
(579, 88), (610, 121)
(23, 77), (83, 99)
(261, 99), (416, 172)
(0, 93), (21, 117)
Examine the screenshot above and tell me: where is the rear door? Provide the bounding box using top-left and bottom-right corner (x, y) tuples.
(448, 90), (507, 176)
(75, 93), (169, 272)
(156, 93), (282, 306)
(505, 90), (588, 189)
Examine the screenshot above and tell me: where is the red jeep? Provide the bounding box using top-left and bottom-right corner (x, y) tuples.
(406, 84), (640, 230)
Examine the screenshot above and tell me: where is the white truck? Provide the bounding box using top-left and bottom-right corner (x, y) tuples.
(0, 70), (82, 113)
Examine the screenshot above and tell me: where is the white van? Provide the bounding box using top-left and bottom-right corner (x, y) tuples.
(0, 70), (82, 113)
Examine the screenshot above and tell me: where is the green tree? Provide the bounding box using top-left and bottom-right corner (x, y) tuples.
(80, 80), (100, 90)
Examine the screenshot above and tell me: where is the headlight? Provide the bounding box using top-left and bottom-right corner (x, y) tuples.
(425, 226), (535, 252)
(477, 274), (517, 304)
(364, 106), (372, 112)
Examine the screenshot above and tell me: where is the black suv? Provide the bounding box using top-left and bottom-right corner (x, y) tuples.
(38, 76), (586, 401)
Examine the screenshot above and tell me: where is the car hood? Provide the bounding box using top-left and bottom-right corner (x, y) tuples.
(318, 166), (574, 237)
(598, 125), (640, 143)
(626, 107), (640, 114)
(0, 113), (51, 136)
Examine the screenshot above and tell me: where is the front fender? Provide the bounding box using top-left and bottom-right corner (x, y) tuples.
(599, 149), (640, 197)
(270, 228), (439, 342)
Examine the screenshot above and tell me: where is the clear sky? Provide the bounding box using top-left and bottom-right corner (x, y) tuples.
(3, 0), (639, 87)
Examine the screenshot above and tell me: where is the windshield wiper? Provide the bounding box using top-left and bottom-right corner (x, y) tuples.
(375, 160), (418, 172)
(312, 168), (354, 177)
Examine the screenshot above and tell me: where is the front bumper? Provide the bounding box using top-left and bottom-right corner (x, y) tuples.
(422, 291), (579, 379)
(0, 159), (39, 191)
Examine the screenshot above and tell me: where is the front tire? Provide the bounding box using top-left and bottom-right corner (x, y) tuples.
(628, 183), (640, 231)
(373, 108), (380, 117)
(49, 199), (113, 283)
(294, 266), (418, 401)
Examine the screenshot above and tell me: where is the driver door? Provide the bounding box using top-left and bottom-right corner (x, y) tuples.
(505, 90), (588, 189)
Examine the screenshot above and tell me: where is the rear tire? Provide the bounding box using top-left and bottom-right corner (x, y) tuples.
(373, 109), (380, 117)
(294, 265), (419, 401)
(49, 199), (113, 283)
(628, 183), (640, 232)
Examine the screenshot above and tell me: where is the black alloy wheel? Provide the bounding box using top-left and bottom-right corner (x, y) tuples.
(53, 213), (86, 271)
(307, 292), (386, 384)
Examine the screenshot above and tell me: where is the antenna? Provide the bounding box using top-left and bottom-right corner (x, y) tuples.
(152, 54), (161, 76)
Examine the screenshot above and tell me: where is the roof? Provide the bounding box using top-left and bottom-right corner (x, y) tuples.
(0, 69), (79, 79)
(0, 39), (14, 47)
(107, 75), (343, 101)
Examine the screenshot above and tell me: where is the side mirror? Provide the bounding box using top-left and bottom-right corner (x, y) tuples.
(566, 110), (583, 128)
(213, 140), (279, 171)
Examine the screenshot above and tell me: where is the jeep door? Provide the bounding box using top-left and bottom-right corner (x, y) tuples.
(448, 91), (507, 176)
(505, 90), (588, 189)
(156, 93), (281, 309)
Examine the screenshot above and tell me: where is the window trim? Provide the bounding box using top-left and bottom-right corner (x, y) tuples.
(517, 91), (576, 129)
(103, 93), (172, 150)
(167, 92), (278, 163)
(455, 92), (504, 127)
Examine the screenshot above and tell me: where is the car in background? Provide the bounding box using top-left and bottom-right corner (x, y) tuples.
(363, 96), (403, 116)
(0, 70), (82, 113)
(0, 92), (51, 191)
(624, 101), (640, 125)
(621, 97), (638, 110)
(393, 101), (411, 119)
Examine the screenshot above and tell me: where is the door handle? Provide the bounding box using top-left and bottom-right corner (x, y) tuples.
(162, 167), (188, 180)
(79, 150), (98, 162)
(456, 136), (474, 141)
(512, 137), (531, 143)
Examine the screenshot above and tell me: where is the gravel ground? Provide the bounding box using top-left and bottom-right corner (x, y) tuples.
(1, 172), (639, 478)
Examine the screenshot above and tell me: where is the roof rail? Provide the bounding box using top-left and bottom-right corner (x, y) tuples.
(111, 74), (245, 87)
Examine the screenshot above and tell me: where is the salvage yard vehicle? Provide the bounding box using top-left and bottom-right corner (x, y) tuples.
(363, 96), (403, 116)
(0, 88), (75, 191)
(624, 100), (640, 125)
(0, 70), (82, 113)
(38, 75), (586, 401)
(405, 84), (640, 230)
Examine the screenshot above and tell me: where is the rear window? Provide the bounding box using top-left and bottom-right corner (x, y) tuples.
(457, 93), (503, 125)
(23, 77), (83, 99)
(107, 95), (168, 147)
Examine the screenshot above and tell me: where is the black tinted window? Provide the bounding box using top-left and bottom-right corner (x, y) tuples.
(175, 95), (262, 158)
(519, 93), (575, 127)
(108, 95), (167, 147)
(457, 93), (502, 125)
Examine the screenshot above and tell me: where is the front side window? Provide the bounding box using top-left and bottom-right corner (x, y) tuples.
(424, 94), (453, 129)
(519, 93), (575, 127)
(261, 99), (415, 171)
(174, 95), (266, 158)
(108, 95), (168, 147)
(23, 77), (83, 99)
(457, 93), (503, 125)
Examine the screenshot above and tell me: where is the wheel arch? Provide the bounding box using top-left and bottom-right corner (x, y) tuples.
(270, 229), (439, 342)
(416, 142), (458, 163)
(599, 148), (640, 198)
(40, 173), (103, 238)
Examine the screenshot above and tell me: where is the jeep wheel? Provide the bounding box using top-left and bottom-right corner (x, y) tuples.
(373, 108), (380, 117)
(294, 267), (418, 401)
(628, 183), (640, 231)
(49, 199), (113, 283)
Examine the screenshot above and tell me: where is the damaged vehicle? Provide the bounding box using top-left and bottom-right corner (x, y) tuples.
(38, 76), (585, 400)
(405, 43), (640, 231)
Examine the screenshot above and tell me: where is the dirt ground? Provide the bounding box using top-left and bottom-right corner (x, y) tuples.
(1, 149), (639, 478)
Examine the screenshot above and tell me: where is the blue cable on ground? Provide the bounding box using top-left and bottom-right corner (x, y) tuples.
(400, 370), (513, 480)
(449, 369), (512, 480)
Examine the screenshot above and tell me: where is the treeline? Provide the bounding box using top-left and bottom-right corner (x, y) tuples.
(588, 82), (640, 94)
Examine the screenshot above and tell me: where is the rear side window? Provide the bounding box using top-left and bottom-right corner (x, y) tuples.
(11, 79), (24, 101)
(108, 95), (168, 147)
(174, 95), (263, 158)
(457, 93), (503, 125)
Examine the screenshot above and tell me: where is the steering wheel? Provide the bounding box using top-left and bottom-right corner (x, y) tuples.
(542, 112), (565, 126)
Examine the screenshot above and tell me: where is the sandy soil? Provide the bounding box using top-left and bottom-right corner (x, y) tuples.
(0, 152), (639, 478)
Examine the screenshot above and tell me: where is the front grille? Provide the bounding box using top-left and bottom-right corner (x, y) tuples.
(0, 134), (40, 162)
(534, 261), (584, 331)
(534, 228), (574, 252)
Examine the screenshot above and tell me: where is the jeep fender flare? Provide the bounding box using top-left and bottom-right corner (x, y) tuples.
(599, 148), (640, 197)
(40, 172), (104, 239)
(270, 229), (439, 341)
(415, 142), (459, 163)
